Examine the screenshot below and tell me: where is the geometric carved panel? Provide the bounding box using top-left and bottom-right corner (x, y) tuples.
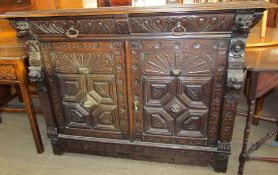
(142, 76), (211, 139)
(144, 107), (174, 135)
(57, 74), (86, 102)
(63, 102), (91, 129)
(176, 109), (208, 137)
(143, 76), (175, 107)
(92, 105), (118, 131)
(177, 77), (212, 109)
(87, 74), (117, 104)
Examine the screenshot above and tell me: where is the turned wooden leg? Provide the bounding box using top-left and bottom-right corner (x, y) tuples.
(253, 96), (264, 125)
(19, 82), (44, 153)
(238, 100), (256, 175)
(15, 85), (23, 103)
(274, 125), (278, 142)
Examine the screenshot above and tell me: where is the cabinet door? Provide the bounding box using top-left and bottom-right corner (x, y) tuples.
(128, 39), (229, 146)
(41, 42), (129, 139)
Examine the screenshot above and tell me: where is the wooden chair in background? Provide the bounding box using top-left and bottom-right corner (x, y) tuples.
(0, 38), (44, 153)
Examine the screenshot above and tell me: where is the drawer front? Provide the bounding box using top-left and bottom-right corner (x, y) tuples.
(128, 13), (235, 34)
(28, 17), (129, 36)
(129, 39), (229, 146)
(0, 65), (17, 80)
(41, 41), (129, 139)
(27, 13), (234, 38)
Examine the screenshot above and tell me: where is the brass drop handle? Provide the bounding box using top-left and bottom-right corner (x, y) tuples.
(133, 100), (139, 112)
(78, 67), (89, 74)
(66, 27), (79, 38)
(172, 22), (186, 36)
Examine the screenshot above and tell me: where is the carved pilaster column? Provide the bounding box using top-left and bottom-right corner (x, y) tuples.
(218, 11), (264, 152)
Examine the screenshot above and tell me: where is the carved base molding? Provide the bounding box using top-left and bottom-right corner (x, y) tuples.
(56, 135), (230, 172)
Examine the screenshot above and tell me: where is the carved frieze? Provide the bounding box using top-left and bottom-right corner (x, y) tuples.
(0, 65), (17, 80)
(129, 13), (234, 34)
(29, 17), (130, 36)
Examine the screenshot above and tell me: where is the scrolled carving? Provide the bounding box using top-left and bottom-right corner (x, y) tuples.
(29, 17), (130, 35)
(128, 14), (234, 33)
(0, 65), (17, 80)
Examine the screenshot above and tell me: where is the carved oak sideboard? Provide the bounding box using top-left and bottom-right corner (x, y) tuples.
(1, 1), (276, 172)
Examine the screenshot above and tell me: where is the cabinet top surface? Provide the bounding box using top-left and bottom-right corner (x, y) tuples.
(0, 0), (277, 18)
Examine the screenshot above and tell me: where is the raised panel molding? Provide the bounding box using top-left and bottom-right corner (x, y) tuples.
(63, 102), (91, 129)
(177, 76), (212, 109)
(57, 74), (87, 102)
(143, 76), (175, 107)
(86, 74), (117, 104)
(144, 107), (174, 135)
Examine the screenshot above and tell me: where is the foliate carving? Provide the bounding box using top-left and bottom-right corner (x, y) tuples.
(129, 13), (234, 33)
(29, 17), (129, 35)
(0, 65), (17, 80)
(27, 40), (42, 82)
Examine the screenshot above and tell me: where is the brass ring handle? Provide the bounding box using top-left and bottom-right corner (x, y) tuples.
(171, 22), (186, 36)
(66, 27), (79, 38)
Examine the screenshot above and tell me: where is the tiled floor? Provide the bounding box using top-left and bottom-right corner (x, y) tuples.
(0, 91), (277, 175)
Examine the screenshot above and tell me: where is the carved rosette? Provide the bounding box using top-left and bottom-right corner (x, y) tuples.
(219, 11), (263, 151)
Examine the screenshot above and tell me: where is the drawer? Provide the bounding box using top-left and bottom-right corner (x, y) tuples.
(128, 13), (234, 34)
(28, 16), (129, 37)
(0, 64), (17, 80)
(27, 13), (234, 38)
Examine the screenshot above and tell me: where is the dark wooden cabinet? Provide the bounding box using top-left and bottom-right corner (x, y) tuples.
(2, 1), (276, 172)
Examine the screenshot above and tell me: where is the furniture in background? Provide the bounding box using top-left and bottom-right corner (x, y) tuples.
(238, 46), (278, 175)
(1, 0), (276, 172)
(0, 85), (12, 122)
(267, 0), (278, 28)
(0, 38), (44, 153)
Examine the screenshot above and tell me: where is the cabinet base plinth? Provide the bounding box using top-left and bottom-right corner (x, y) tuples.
(57, 134), (230, 172)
